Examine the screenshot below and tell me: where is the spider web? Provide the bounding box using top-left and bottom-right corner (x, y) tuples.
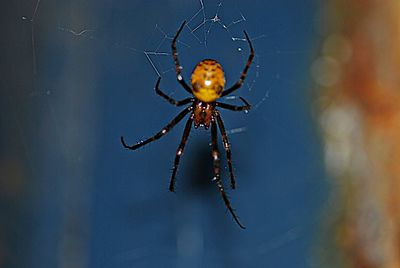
(23, 0), (311, 120)
(18, 0), (272, 178)
(54, 0), (267, 135)
(6, 0), (318, 267)
(139, 1), (267, 135)
(139, 1), (264, 91)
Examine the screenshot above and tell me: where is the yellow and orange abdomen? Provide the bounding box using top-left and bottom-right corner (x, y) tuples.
(191, 59), (225, 102)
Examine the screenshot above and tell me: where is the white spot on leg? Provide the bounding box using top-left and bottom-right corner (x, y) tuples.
(177, 149), (183, 156)
(223, 141), (229, 150)
(177, 74), (183, 81)
(162, 129), (167, 134)
(212, 152), (218, 160)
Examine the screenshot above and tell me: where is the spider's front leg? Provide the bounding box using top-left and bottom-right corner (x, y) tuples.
(121, 106), (193, 150)
(169, 116), (193, 192)
(214, 112), (236, 189)
(211, 120), (246, 229)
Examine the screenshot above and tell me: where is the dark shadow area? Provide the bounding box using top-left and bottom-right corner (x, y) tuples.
(179, 140), (240, 266)
(0, 1), (38, 267)
(181, 141), (214, 195)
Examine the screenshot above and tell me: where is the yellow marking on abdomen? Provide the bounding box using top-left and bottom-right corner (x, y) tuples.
(191, 59), (225, 102)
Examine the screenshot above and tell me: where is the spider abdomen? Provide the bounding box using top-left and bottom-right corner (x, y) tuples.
(191, 59), (226, 103)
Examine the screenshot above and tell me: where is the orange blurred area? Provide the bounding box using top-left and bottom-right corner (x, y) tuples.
(314, 1), (400, 267)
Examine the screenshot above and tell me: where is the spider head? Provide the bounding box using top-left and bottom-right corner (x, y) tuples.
(191, 59), (226, 103)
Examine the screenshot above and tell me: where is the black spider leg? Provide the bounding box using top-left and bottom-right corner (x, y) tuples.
(155, 77), (194, 106)
(171, 21), (192, 94)
(214, 111), (236, 189)
(221, 31), (255, 97)
(169, 116), (193, 192)
(120, 106), (193, 150)
(216, 97), (251, 111)
(211, 120), (246, 229)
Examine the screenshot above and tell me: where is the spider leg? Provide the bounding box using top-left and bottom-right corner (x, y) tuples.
(172, 21), (193, 94)
(155, 77), (194, 106)
(216, 97), (251, 112)
(221, 31), (255, 97)
(211, 120), (246, 229)
(169, 116), (193, 192)
(214, 112), (236, 189)
(121, 106), (193, 150)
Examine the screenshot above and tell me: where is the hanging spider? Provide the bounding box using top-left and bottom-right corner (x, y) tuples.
(121, 21), (254, 229)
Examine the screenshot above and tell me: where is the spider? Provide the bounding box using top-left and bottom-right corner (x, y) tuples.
(121, 21), (254, 229)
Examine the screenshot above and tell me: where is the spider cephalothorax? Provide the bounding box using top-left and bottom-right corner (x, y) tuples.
(121, 21), (254, 229)
(193, 101), (214, 129)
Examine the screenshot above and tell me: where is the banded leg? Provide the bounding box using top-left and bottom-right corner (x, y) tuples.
(155, 77), (194, 106)
(216, 97), (251, 112)
(215, 113), (236, 189)
(169, 116), (193, 192)
(221, 31), (255, 97)
(211, 120), (245, 229)
(120, 106), (193, 150)
(172, 21), (192, 94)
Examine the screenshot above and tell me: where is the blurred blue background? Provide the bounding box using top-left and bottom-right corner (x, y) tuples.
(1, 0), (326, 267)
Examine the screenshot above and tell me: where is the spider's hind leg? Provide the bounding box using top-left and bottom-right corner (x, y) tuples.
(171, 21), (192, 94)
(221, 31), (254, 97)
(155, 77), (194, 106)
